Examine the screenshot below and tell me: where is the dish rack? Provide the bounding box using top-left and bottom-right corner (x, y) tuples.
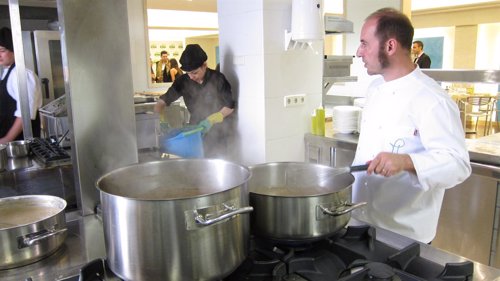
(38, 95), (71, 147)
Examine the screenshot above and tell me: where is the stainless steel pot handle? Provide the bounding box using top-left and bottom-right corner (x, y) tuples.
(194, 206), (254, 226)
(319, 202), (366, 216)
(18, 228), (67, 248)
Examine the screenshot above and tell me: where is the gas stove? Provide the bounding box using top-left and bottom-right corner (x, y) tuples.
(74, 225), (473, 281)
(225, 225), (473, 281)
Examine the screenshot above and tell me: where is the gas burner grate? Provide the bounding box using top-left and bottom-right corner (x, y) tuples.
(31, 138), (71, 163)
(226, 226), (474, 281)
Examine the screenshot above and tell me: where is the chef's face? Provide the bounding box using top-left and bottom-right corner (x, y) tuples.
(356, 18), (389, 75)
(0, 46), (14, 67)
(187, 62), (207, 84)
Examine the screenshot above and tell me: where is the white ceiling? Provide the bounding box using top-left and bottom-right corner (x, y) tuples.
(3, 0), (497, 11)
(411, 0), (499, 10)
(146, 0), (500, 12)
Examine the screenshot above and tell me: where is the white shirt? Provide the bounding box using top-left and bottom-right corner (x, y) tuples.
(1, 65), (42, 119)
(351, 67), (471, 243)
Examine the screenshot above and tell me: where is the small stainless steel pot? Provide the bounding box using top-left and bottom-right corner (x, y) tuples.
(6, 140), (30, 158)
(248, 162), (366, 241)
(0, 195), (67, 270)
(0, 144), (7, 171)
(96, 159), (253, 281)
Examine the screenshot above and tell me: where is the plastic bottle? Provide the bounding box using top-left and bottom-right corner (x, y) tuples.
(316, 106), (325, 136)
(311, 112), (318, 135)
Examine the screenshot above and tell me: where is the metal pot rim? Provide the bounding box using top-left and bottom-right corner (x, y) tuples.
(96, 158), (251, 201)
(0, 195), (67, 230)
(248, 161), (354, 197)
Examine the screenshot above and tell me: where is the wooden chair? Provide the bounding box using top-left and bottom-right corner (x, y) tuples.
(457, 95), (495, 135)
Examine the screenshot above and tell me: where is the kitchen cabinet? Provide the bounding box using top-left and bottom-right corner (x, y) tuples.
(432, 163), (500, 266)
(304, 133), (357, 167)
(135, 112), (159, 150)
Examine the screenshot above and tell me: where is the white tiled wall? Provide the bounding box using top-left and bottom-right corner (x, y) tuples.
(218, 0), (323, 165)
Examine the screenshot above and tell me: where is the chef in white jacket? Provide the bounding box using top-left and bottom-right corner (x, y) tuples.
(351, 8), (471, 244)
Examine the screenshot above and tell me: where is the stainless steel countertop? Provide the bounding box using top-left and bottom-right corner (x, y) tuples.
(465, 133), (500, 166)
(312, 132), (500, 167)
(1, 214), (499, 280)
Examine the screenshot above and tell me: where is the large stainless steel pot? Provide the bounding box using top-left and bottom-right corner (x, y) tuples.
(96, 159), (253, 281)
(0, 195), (67, 270)
(248, 162), (365, 241)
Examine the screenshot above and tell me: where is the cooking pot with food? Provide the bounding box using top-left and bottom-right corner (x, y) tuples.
(0, 195), (67, 269)
(96, 159), (253, 281)
(248, 162), (366, 241)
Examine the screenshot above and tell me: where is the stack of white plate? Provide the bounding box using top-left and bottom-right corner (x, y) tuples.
(332, 106), (362, 134)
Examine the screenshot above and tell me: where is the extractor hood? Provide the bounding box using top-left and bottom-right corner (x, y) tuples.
(325, 15), (353, 34)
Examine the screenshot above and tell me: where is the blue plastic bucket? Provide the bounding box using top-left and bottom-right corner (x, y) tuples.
(160, 127), (204, 158)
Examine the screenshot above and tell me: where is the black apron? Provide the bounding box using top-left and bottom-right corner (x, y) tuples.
(0, 64), (40, 140)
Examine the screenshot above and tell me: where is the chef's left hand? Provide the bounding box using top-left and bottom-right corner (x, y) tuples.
(366, 152), (415, 177)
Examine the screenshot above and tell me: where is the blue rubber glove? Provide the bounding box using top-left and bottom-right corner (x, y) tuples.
(198, 119), (212, 134)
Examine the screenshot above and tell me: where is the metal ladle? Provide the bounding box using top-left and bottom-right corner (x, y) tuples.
(55, 130), (70, 146)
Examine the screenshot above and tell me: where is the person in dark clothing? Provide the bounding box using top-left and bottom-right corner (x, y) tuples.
(0, 27), (42, 144)
(168, 58), (183, 82)
(155, 50), (171, 83)
(412, 41), (431, 68)
(154, 44), (235, 158)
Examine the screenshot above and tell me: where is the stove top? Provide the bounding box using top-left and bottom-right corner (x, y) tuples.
(75, 226), (473, 281)
(224, 226), (473, 281)
(31, 138), (71, 163)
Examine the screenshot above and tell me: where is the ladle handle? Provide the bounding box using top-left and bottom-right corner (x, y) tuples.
(350, 164), (369, 172)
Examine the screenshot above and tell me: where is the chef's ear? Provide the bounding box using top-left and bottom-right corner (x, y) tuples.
(386, 39), (396, 54)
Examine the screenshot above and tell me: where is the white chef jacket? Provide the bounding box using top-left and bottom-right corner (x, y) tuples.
(351, 67), (471, 243)
(1, 66), (42, 119)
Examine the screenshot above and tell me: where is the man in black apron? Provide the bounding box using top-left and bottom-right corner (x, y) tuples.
(0, 27), (42, 144)
(154, 44), (235, 158)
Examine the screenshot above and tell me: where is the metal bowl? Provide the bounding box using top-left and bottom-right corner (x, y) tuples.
(6, 140), (30, 158)
(0, 144), (7, 171)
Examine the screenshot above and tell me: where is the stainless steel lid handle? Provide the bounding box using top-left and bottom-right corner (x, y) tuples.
(194, 206), (254, 226)
(319, 202), (367, 217)
(18, 228), (67, 248)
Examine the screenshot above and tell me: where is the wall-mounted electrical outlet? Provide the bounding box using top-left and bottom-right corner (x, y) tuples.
(284, 94), (306, 107)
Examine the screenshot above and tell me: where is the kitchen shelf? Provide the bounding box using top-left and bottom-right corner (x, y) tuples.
(422, 69), (500, 84)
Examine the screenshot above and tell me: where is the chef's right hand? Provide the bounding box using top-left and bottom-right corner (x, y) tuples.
(198, 112), (224, 134)
(366, 152), (415, 177)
